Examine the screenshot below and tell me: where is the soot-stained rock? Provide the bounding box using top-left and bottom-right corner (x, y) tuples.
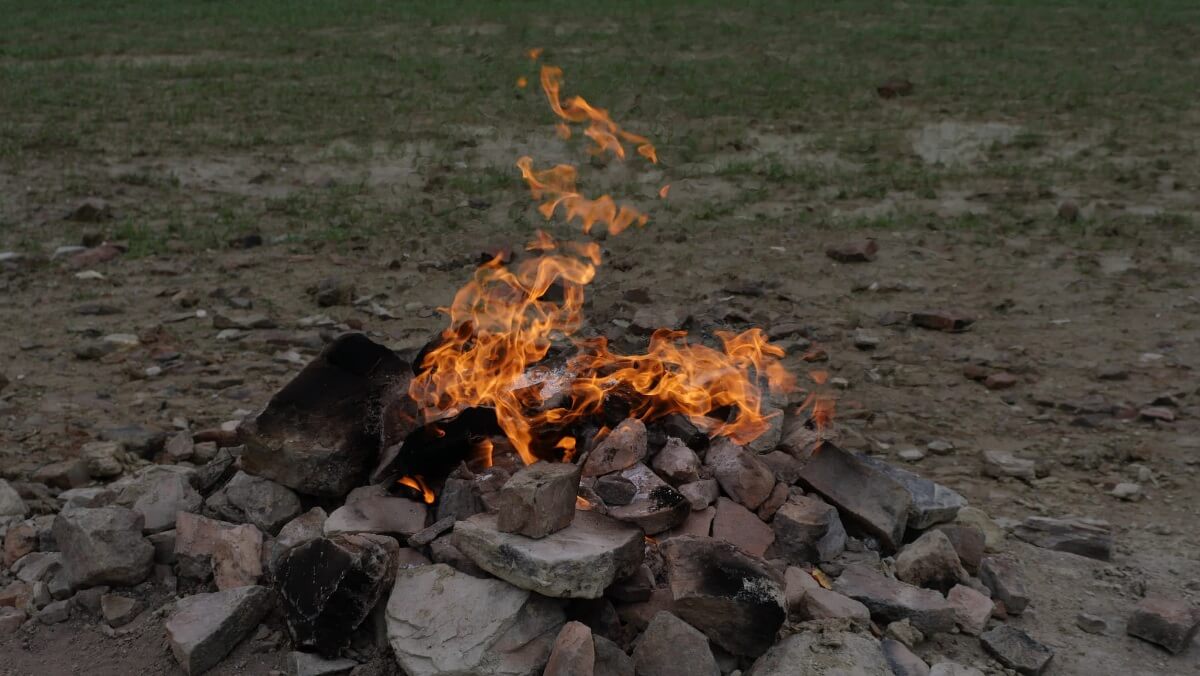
(495, 462), (581, 539)
(796, 445), (911, 551)
(1011, 516), (1113, 561)
(660, 535), (785, 658)
(594, 475), (637, 506)
(276, 534), (400, 657)
(582, 419), (648, 477)
(606, 464), (689, 535)
(165, 585), (275, 675)
(832, 563), (956, 634)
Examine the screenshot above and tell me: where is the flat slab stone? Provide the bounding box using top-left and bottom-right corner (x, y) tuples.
(796, 445), (911, 551)
(323, 496), (427, 538)
(1011, 516), (1113, 561)
(980, 625), (1054, 675)
(166, 585), (275, 675)
(454, 511), (643, 599)
(746, 629), (889, 676)
(859, 456), (966, 529)
(833, 564), (956, 634)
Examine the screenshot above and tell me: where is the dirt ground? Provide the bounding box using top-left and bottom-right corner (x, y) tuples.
(2, 2), (1199, 674)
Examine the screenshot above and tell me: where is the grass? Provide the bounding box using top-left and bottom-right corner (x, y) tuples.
(0, 0), (1197, 252)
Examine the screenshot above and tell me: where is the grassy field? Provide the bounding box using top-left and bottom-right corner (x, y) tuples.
(1, 0), (1197, 252)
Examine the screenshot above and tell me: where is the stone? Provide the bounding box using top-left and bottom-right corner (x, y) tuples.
(287, 651), (358, 676)
(895, 530), (968, 593)
(980, 625), (1054, 675)
(797, 586), (870, 623)
(324, 495), (427, 538)
(1110, 482), (1142, 501)
(4, 521), (37, 567)
(664, 506), (714, 540)
(745, 409), (784, 454)
(660, 536), (785, 657)
(981, 450), (1036, 481)
(632, 611), (719, 676)
(71, 585), (107, 613)
(265, 507), (328, 572)
(100, 593), (142, 627)
(606, 564), (655, 603)
(582, 419), (648, 477)
(37, 599), (70, 624)
(983, 372), (1018, 390)
(205, 471), (302, 535)
(594, 475), (637, 506)
(1012, 516), (1113, 561)
(772, 495), (846, 564)
(13, 551), (61, 583)
(0, 480), (29, 518)
(495, 462), (580, 538)
(928, 664), (983, 676)
(0, 607), (24, 633)
(545, 621), (594, 676)
(746, 630), (889, 676)
(885, 618), (925, 647)
(1075, 612), (1109, 635)
(165, 585), (276, 675)
(605, 464), (690, 535)
(407, 516), (454, 548)
(910, 311), (973, 333)
(651, 438), (701, 484)
(165, 431), (195, 462)
(932, 524), (985, 574)
(52, 506), (153, 587)
(148, 530), (177, 564)
(797, 445), (910, 551)
(858, 456), (966, 530)
(881, 638), (929, 676)
(946, 584), (992, 635)
(429, 536), (489, 577)
(978, 556), (1029, 615)
(454, 511), (643, 599)
(0, 581), (31, 609)
(593, 635), (634, 676)
(826, 239), (879, 263)
(712, 497), (774, 557)
(833, 564), (956, 634)
(953, 507), (1004, 552)
(897, 448), (925, 462)
(211, 522), (264, 590)
(277, 534), (399, 656)
(705, 439), (775, 510)
(760, 451), (803, 484)
(678, 479), (719, 510)
(435, 476), (483, 522)
(783, 566), (821, 609)
(81, 441), (125, 479)
(31, 460), (90, 490)
(113, 465), (203, 533)
(1126, 596), (1200, 654)
(239, 334), (408, 496)
(386, 563), (565, 676)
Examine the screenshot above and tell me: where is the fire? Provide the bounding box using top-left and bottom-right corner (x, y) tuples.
(575, 495), (593, 510)
(516, 76), (528, 89)
(658, 184), (670, 199)
(538, 65), (657, 163)
(398, 476), (435, 504)
(516, 156), (648, 236)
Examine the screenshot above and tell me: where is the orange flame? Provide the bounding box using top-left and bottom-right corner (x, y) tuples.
(575, 495), (593, 510)
(539, 65), (656, 163)
(398, 476), (435, 504)
(516, 156), (649, 236)
(658, 184), (670, 199)
(527, 47), (543, 61)
(516, 76), (528, 89)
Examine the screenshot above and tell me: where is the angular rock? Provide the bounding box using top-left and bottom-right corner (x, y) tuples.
(606, 464), (689, 535)
(429, 536), (489, 578)
(760, 451), (803, 485)
(454, 511), (643, 599)
(705, 439), (775, 510)
(594, 475), (637, 506)
(981, 450), (1035, 481)
(1126, 596), (1200, 654)
(266, 507), (328, 573)
(13, 551), (61, 583)
(287, 652), (358, 676)
(324, 495), (426, 538)
(833, 564), (956, 634)
(1011, 516), (1113, 561)
(52, 506), (153, 587)
(933, 524), (985, 574)
(980, 625), (1054, 675)
(929, 664), (984, 676)
(3, 520), (37, 567)
(0, 480), (28, 518)
(100, 593), (142, 627)
(746, 630), (889, 676)
(205, 471), (302, 535)
(978, 556), (1029, 615)
(895, 530), (968, 593)
(113, 465), (202, 533)
(771, 495), (846, 564)
(678, 479), (719, 510)
(277, 534), (399, 656)
(859, 456), (966, 529)
(0, 581), (31, 609)
(386, 563), (565, 676)
(31, 460), (90, 490)
(661, 536), (786, 657)
(651, 437), (701, 485)
(211, 522), (263, 590)
(797, 586), (870, 623)
(746, 408), (784, 454)
(582, 419), (648, 477)
(826, 239), (879, 262)
(946, 584), (992, 635)
(712, 497), (774, 557)
(954, 507), (1004, 552)
(165, 585), (275, 675)
(174, 512), (263, 585)
(910, 311), (973, 333)
(632, 611), (719, 676)
(796, 445), (911, 551)
(1076, 612), (1109, 634)
(81, 441), (125, 479)
(496, 462), (580, 539)
(239, 334), (408, 496)
(0, 607), (24, 633)
(886, 618), (925, 647)
(664, 505), (714, 540)
(407, 516), (454, 548)
(37, 599), (70, 624)
(882, 638), (930, 676)
(593, 635), (634, 676)
(545, 621), (594, 676)
(165, 431), (195, 462)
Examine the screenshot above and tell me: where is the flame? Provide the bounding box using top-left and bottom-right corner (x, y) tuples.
(812, 569), (833, 590)
(399, 476), (435, 504)
(556, 437), (578, 462)
(516, 156), (649, 236)
(575, 495), (593, 510)
(658, 184), (670, 199)
(527, 47), (543, 61)
(538, 65), (656, 163)
(516, 76), (528, 89)
(475, 438), (494, 468)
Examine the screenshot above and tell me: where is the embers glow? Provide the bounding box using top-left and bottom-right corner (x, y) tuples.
(398, 476), (435, 504)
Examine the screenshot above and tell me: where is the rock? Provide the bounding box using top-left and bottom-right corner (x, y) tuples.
(1126, 596), (1200, 654)
(4, 520), (37, 567)
(705, 439), (775, 509)
(593, 635), (634, 676)
(678, 480), (719, 510)
(0, 607), (25, 633)
(632, 611), (720, 676)
(81, 441), (125, 479)
(1139, 406), (1175, 422)
(660, 536), (785, 657)
(0, 581), (31, 609)
(746, 408), (784, 454)
(454, 511), (643, 599)
(429, 536), (489, 577)
(435, 477), (482, 522)
(797, 445), (910, 551)
(97, 424), (166, 457)
(953, 507), (1004, 552)
(495, 462), (580, 538)
(386, 563), (565, 676)
(277, 534), (399, 656)
(205, 471), (302, 535)
(0, 480), (28, 518)
(833, 564), (956, 634)
(946, 584), (992, 635)
(407, 515), (454, 548)
(174, 512), (263, 586)
(313, 276), (355, 307)
(771, 495), (846, 564)
(605, 464), (689, 535)
(710, 497), (774, 557)
(665, 505), (714, 539)
(981, 450), (1035, 481)
(895, 530), (968, 593)
(239, 334), (408, 496)
(288, 651), (358, 676)
(980, 625), (1053, 675)
(594, 475), (637, 506)
(52, 506), (153, 587)
(760, 451), (803, 484)
(1110, 482), (1142, 501)
(265, 507), (328, 572)
(756, 482), (789, 520)
(100, 593), (142, 627)
(71, 585), (107, 612)
(929, 664), (984, 676)
(195, 448), (238, 493)
(932, 524), (985, 574)
(885, 618), (925, 647)
(826, 239), (879, 263)
(37, 599), (70, 624)
(897, 447), (925, 462)
(165, 431), (195, 462)
(796, 586), (870, 623)
(910, 311), (973, 333)
(1075, 612), (1109, 635)
(324, 495), (427, 538)
(31, 460), (90, 490)
(545, 621), (594, 676)
(113, 465), (202, 533)
(165, 585), (276, 675)
(978, 556), (1029, 616)
(1012, 516), (1113, 561)
(881, 638), (929, 676)
(582, 419), (648, 477)
(652, 438), (701, 484)
(746, 629), (889, 676)
(13, 551), (61, 583)
(858, 456), (966, 529)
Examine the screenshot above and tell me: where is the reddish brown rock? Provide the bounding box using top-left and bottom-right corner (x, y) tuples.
(983, 372), (1018, 390)
(894, 530), (968, 593)
(826, 239), (879, 263)
(1126, 596), (1200, 654)
(582, 419), (648, 477)
(911, 311), (974, 333)
(3, 521), (37, 567)
(947, 584), (993, 636)
(705, 439), (775, 510)
(712, 498), (774, 558)
(771, 495), (846, 564)
(545, 621), (595, 676)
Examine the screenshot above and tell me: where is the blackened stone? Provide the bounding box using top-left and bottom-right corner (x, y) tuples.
(435, 477), (482, 523)
(606, 464), (690, 535)
(595, 475), (637, 506)
(980, 625), (1054, 675)
(796, 445), (911, 551)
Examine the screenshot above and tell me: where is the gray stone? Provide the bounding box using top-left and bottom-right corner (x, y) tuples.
(979, 556), (1029, 615)
(544, 621), (594, 676)
(895, 530), (968, 593)
(796, 445), (911, 551)
(705, 439), (775, 510)
(1110, 482), (1142, 501)
(932, 524), (985, 574)
(52, 506), (153, 587)
(0, 607), (25, 633)
(632, 611), (719, 676)
(71, 585), (108, 613)
(946, 584), (992, 635)
(386, 564), (565, 676)
(746, 630), (889, 676)
(100, 593), (142, 627)
(205, 471), (302, 535)
(772, 495), (846, 564)
(81, 441), (126, 479)
(582, 419), (648, 477)
(797, 586), (870, 623)
(953, 507), (1004, 552)
(593, 635), (634, 676)
(37, 599), (70, 624)
(929, 664), (984, 676)
(496, 462), (580, 539)
(324, 496), (427, 538)
(0, 480), (29, 518)
(112, 465), (202, 534)
(287, 651), (357, 676)
(760, 451), (803, 484)
(436, 477), (482, 523)
(651, 437), (701, 484)
(981, 450), (1035, 480)
(1075, 612), (1109, 635)
(605, 464), (689, 535)
(881, 638), (929, 676)
(885, 618), (925, 647)
(1011, 516), (1113, 561)
(678, 479), (719, 510)
(165, 431), (195, 462)
(31, 460), (90, 490)
(746, 408), (784, 454)
(1126, 596), (1200, 654)
(165, 585), (276, 675)
(454, 511), (643, 599)
(832, 564), (956, 634)
(266, 507), (327, 572)
(594, 475), (637, 506)
(149, 530), (177, 564)
(712, 497), (773, 557)
(980, 625), (1054, 675)
(407, 516), (454, 548)
(429, 536), (489, 578)
(859, 456), (966, 529)
(13, 551), (61, 584)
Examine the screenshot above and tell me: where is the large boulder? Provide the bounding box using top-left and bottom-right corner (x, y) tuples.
(165, 585), (275, 675)
(52, 506), (153, 587)
(205, 471), (302, 535)
(386, 563), (565, 676)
